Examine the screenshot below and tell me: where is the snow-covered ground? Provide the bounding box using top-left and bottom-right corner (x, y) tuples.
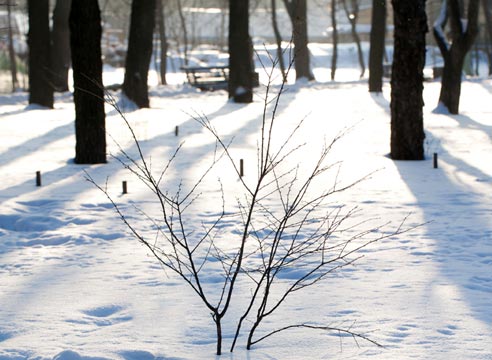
(0, 45), (491, 360)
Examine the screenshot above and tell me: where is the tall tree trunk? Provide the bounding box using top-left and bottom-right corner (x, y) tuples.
(331, 0), (338, 80)
(28, 0), (53, 108)
(368, 0), (386, 92)
(122, 0), (156, 108)
(6, 0), (18, 92)
(434, 0), (480, 114)
(70, 0), (106, 164)
(271, 0), (287, 81)
(390, 0), (427, 160)
(283, 0), (314, 81)
(228, 0), (253, 103)
(156, 0), (168, 85)
(51, 0), (72, 92)
(342, 0), (365, 78)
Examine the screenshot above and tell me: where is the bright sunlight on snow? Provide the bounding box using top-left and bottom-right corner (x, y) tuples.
(0, 43), (491, 360)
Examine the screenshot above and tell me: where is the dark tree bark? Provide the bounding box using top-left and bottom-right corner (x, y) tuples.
(283, 0), (315, 81)
(331, 0), (338, 80)
(390, 0), (427, 160)
(51, 0), (72, 92)
(342, 0), (365, 78)
(122, 0), (156, 108)
(28, 0), (54, 107)
(228, 0), (253, 103)
(368, 0), (386, 92)
(433, 0), (480, 114)
(70, 0), (106, 164)
(271, 0), (287, 81)
(156, 0), (168, 85)
(7, 0), (18, 92)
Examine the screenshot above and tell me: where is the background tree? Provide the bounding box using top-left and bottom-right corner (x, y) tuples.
(390, 0), (427, 160)
(70, 0), (106, 164)
(28, 0), (53, 107)
(331, 0), (338, 80)
(228, 0), (253, 103)
(271, 0), (287, 81)
(51, 0), (72, 92)
(368, 0), (386, 92)
(282, 0), (315, 81)
(122, 0), (156, 108)
(175, 0), (189, 66)
(433, 0), (480, 114)
(341, 0), (365, 78)
(156, 0), (168, 85)
(6, 0), (18, 92)
(482, 0), (492, 75)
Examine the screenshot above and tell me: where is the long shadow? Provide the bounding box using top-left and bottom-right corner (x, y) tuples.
(394, 143), (492, 328)
(366, 91), (492, 327)
(0, 122), (73, 168)
(451, 112), (492, 143)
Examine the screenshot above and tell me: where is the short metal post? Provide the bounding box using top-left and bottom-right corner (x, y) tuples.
(122, 181), (128, 194)
(240, 159), (244, 177)
(433, 153), (438, 169)
(36, 171), (41, 186)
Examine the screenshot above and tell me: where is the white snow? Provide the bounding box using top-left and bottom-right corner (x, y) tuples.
(0, 45), (491, 360)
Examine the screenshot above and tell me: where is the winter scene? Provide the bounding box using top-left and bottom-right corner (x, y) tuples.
(0, 0), (491, 359)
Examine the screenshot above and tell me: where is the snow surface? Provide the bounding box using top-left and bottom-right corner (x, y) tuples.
(1, 45), (492, 360)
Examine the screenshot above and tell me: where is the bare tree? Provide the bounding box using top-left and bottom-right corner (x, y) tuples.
(175, 0), (189, 66)
(341, 0), (365, 78)
(271, 0), (288, 81)
(6, 0), (18, 92)
(433, 0), (480, 114)
(331, 0), (339, 80)
(91, 58), (415, 356)
(482, 0), (492, 75)
(156, 0), (168, 85)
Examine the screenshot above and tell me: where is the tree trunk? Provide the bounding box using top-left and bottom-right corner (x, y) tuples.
(122, 0), (156, 108)
(228, 0), (253, 103)
(434, 0), (480, 114)
(156, 0), (168, 85)
(70, 0), (106, 164)
(482, 0), (492, 74)
(331, 0), (338, 80)
(6, 0), (18, 92)
(390, 0), (427, 160)
(28, 0), (53, 108)
(271, 0), (287, 81)
(176, 0), (189, 66)
(368, 0), (386, 92)
(51, 0), (72, 92)
(342, 0), (365, 78)
(283, 0), (314, 81)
